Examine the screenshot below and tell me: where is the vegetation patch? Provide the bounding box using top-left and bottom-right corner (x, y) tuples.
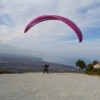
(76, 59), (100, 76)
(0, 70), (11, 74)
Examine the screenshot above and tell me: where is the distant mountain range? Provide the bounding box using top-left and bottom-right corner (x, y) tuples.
(0, 54), (78, 73)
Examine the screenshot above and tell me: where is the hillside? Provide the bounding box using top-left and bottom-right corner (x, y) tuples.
(0, 54), (77, 73)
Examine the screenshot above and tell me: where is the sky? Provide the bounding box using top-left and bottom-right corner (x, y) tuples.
(0, 0), (100, 66)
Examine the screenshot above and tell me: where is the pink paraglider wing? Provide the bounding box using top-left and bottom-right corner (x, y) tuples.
(24, 15), (82, 42)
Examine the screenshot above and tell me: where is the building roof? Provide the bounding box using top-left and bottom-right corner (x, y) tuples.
(97, 62), (100, 65)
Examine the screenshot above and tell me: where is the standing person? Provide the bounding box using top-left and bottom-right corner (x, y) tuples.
(43, 63), (49, 74)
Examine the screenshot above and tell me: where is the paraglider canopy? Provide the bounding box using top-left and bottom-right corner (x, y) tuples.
(24, 15), (83, 42)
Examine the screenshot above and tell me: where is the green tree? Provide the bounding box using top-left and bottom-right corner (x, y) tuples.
(76, 59), (86, 73)
(92, 60), (98, 66)
(85, 63), (93, 74)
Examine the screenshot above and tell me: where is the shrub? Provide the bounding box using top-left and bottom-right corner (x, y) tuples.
(0, 70), (10, 74)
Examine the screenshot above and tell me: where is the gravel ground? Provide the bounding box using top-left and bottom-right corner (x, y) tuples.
(0, 73), (100, 100)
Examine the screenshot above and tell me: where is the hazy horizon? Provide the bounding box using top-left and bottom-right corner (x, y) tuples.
(0, 52), (98, 67)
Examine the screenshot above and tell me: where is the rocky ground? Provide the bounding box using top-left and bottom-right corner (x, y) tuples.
(0, 73), (100, 100)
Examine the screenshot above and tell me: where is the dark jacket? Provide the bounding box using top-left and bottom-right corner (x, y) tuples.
(44, 64), (49, 69)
